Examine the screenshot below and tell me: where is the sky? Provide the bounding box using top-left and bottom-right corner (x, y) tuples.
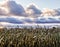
(0, 0), (60, 28)
(0, 0), (60, 9)
(0, 0), (60, 26)
(15, 0), (60, 9)
(0, 0), (60, 16)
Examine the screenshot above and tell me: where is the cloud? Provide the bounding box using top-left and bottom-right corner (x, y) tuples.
(0, 0), (25, 16)
(0, 16), (60, 25)
(26, 3), (42, 16)
(0, 0), (60, 28)
(0, 16), (24, 24)
(54, 8), (60, 16)
(41, 8), (58, 16)
(41, 8), (60, 16)
(0, 8), (6, 15)
(34, 17), (60, 23)
(0, 0), (60, 17)
(0, 16), (34, 24)
(0, 16), (60, 28)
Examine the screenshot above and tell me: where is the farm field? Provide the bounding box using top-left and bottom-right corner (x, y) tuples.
(0, 27), (60, 47)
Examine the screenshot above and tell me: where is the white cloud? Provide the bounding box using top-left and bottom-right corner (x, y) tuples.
(26, 3), (42, 17)
(0, 0), (25, 16)
(41, 8), (58, 16)
(41, 8), (60, 16)
(0, 0), (60, 17)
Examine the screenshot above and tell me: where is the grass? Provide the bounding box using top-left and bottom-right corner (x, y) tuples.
(0, 27), (60, 47)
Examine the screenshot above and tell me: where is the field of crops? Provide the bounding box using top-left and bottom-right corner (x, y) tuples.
(0, 27), (60, 47)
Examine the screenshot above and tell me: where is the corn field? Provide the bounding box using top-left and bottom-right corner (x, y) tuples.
(0, 27), (60, 47)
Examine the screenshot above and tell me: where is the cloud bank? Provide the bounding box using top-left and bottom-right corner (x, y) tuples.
(0, 0), (60, 27)
(0, 16), (60, 24)
(0, 0), (60, 16)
